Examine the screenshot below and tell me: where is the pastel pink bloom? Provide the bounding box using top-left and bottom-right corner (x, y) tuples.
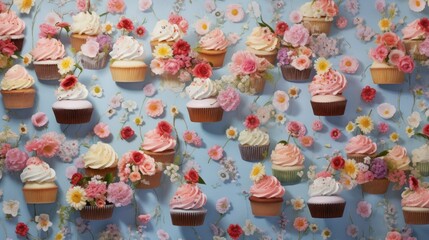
(183, 130), (197, 144)
(204, 0), (216, 13)
(139, 158), (155, 175)
(94, 122), (110, 139)
(244, 114), (260, 130)
(339, 56), (359, 74)
(178, 19), (189, 34)
(157, 229), (170, 240)
(378, 122), (389, 133)
(346, 224), (359, 238)
(5, 148), (28, 172)
(289, 10), (303, 24)
(129, 171), (141, 182)
(272, 90), (289, 112)
(150, 59), (165, 75)
(370, 45), (388, 62)
(409, 0), (426, 12)
(164, 59), (181, 75)
(225, 4), (245, 23)
(387, 49), (404, 66)
(85, 182), (107, 199)
(283, 24), (310, 48)
(336, 16), (348, 29)
(299, 136), (314, 148)
(0, 1), (6, 12)
(138, 0), (152, 11)
(330, 128), (342, 140)
(76, 0), (88, 12)
(0, 143), (11, 158)
(75, 157), (85, 169)
(39, 23), (58, 38)
(291, 55), (311, 70)
(293, 217), (308, 232)
(316, 171), (332, 178)
(137, 214), (151, 225)
(135, 26), (146, 38)
(287, 121), (306, 137)
(217, 87), (240, 112)
(398, 55), (415, 73)
(44, 12), (62, 26)
(81, 38), (100, 58)
(216, 197), (230, 214)
(375, 0), (386, 13)
(193, 137), (202, 147)
(385, 231), (402, 240)
(208, 145), (223, 161)
(145, 99), (164, 118)
(31, 112), (49, 127)
(66, 166), (78, 179)
(229, 51), (259, 75)
(178, 70), (191, 82)
(227, 33), (241, 45)
(356, 200), (372, 218)
(312, 120), (323, 131)
(143, 83), (156, 97)
(356, 171), (374, 184)
(106, 182), (133, 207)
(107, 0), (126, 14)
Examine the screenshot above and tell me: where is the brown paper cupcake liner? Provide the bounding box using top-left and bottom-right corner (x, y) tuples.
(143, 150), (176, 165)
(22, 186), (58, 204)
(272, 168), (302, 185)
(302, 17), (333, 35)
(85, 167), (117, 178)
(1, 89), (35, 109)
(310, 99), (347, 116)
(34, 63), (61, 81)
(404, 39), (428, 61)
(403, 209), (429, 225)
(197, 49), (227, 68)
(250, 78), (266, 94)
(249, 196), (283, 216)
(346, 153), (376, 163)
(187, 107), (223, 122)
(110, 65), (147, 82)
(135, 171), (162, 189)
(416, 162), (429, 177)
(11, 38), (24, 52)
(80, 205), (115, 220)
(370, 65), (405, 84)
(308, 202), (346, 218)
(361, 178), (389, 194)
(52, 107), (93, 124)
(280, 65), (312, 81)
(170, 208), (207, 226)
(79, 53), (109, 70)
(239, 144), (270, 162)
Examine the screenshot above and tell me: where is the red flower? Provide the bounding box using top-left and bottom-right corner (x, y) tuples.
(15, 222), (29, 237)
(243, 114), (260, 130)
(409, 176), (419, 191)
(227, 224), (243, 240)
(70, 172), (83, 185)
(360, 86), (376, 103)
(184, 168), (199, 184)
(330, 128), (342, 140)
(131, 151), (145, 165)
(173, 39), (191, 56)
(0, 39), (18, 57)
(60, 75), (78, 90)
(117, 17), (134, 32)
(156, 121), (173, 136)
(423, 124), (429, 137)
(135, 26), (146, 38)
(275, 21), (289, 36)
(120, 126), (135, 140)
(419, 18), (429, 33)
(331, 156), (345, 170)
(56, 22), (70, 28)
(192, 62), (212, 79)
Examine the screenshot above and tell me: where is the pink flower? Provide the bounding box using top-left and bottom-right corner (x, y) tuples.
(143, 83), (156, 97)
(157, 229), (170, 240)
(192, 62), (212, 79)
(375, 0), (386, 13)
(81, 38), (99, 58)
(164, 59), (181, 75)
(26, 132), (62, 158)
(227, 33), (240, 45)
(336, 16), (348, 29)
(356, 201), (372, 218)
(76, 0), (88, 11)
(419, 38), (429, 56)
(31, 112), (48, 127)
(385, 231), (402, 240)
(272, 90), (289, 112)
(204, 0), (216, 13)
(106, 182), (133, 207)
(346, 224), (359, 238)
(378, 122), (389, 134)
(316, 171), (332, 178)
(137, 214), (151, 225)
(66, 166), (78, 179)
(398, 55), (415, 73)
(129, 171), (141, 182)
(183, 130), (197, 144)
(339, 56), (359, 74)
(178, 71), (191, 82)
(299, 136), (314, 148)
(107, 0), (126, 14)
(94, 122), (110, 139)
(150, 59), (165, 75)
(283, 24), (310, 47)
(356, 171), (374, 184)
(5, 148), (28, 172)
(208, 145), (223, 161)
(216, 197), (230, 214)
(217, 87), (240, 112)
(244, 114), (260, 130)
(289, 10), (303, 24)
(312, 120), (323, 131)
(138, 0), (152, 11)
(387, 49), (404, 66)
(85, 182), (107, 199)
(39, 23), (58, 38)
(287, 121), (306, 137)
(330, 128), (342, 140)
(135, 26), (146, 38)
(370, 45), (388, 62)
(139, 157), (156, 175)
(0, 143), (11, 158)
(409, 0), (426, 12)
(225, 4), (245, 23)
(291, 55), (311, 70)
(145, 99), (164, 118)
(75, 157), (85, 169)
(293, 217), (308, 232)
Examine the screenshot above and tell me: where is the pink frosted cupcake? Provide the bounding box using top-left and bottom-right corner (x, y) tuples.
(0, 10), (25, 51)
(402, 176), (429, 224)
(141, 121), (176, 164)
(197, 28), (229, 68)
(246, 26), (279, 65)
(270, 142), (305, 185)
(402, 18), (429, 61)
(345, 135), (377, 163)
(384, 145), (411, 171)
(31, 38), (65, 81)
(1, 65), (36, 109)
(170, 183), (207, 226)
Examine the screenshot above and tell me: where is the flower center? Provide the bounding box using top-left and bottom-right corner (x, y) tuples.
(231, 9), (238, 16)
(71, 192), (82, 203)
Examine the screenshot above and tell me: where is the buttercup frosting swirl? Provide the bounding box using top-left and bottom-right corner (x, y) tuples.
(110, 36), (145, 61)
(170, 183), (207, 209)
(83, 142), (118, 169)
(402, 19), (427, 40)
(0, 11), (25, 36)
(246, 27), (278, 52)
(402, 187), (429, 208)
(412, 144), (429, 163)
(1, 65), (34, 90)
(384, 145), (410, 170)
(56, 82), (89, 100)
(20, 157), (56, 183)
(271, 143), (304, 167)
(300, 2), (321, 18)
(185, 78), (217, 100)
(151, 19), (181, 42)
(308, 69), (347, 96)
(199, 28), (229, 50)
(142, 129), (176, 152)
(250, 175), (285, 198)
(308, 177), (343, 197)
(31, 38), (65, 61)
(70, 11), (102, 35)
(238, 128), (269, 146)
(345, 135), (377, 155)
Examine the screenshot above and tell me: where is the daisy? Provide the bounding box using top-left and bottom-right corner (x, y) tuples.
(91, 85), (103, 97)
(275, 113), (287, 124)
(389, 132), (399, 142)
(195, 18), (211, 35)
(170, 106), (179, 117)
(321, 228), (332, 239)
(35, 214), (52, 232)
(225, 4), (245, 23)
(19, 123), (28, 135)
(309, 223), (318, 233)
(377, 103), (396, 119)
(225, 126), (238, 139)
(345, 121), (356, 133)
(250, 163), (265, 182)
(22, 53), (32, 66)
(343, 159), (358, 178)
(153, 43), (173, 58)
(355, 115), (373, 134)
(314, 58), (331, 74)
(378, 18), (391, 32)
(288, 86), (300, 98)
(57, 57), (75, 75)
(405, 126), (415, 138)
(102, 22), (115, 34)
(145, 99), (164, 118)
(54, 232), (64, 240)
(66, 186), (87, 210)
(134, 116), (143, 126)
(291, 197), (305, 210)
(15, 0), (34, 14)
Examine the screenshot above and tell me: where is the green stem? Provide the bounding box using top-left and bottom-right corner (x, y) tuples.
(214, 214), (225, 226)
(150, 5), (160, 21)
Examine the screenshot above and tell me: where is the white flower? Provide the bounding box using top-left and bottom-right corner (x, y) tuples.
(406, 126), (415, 138)
(218, 169), (229, 181)
(102, 21), (115, 34)
(407, 111), (421, 128)
(247, 1), (261, 18)
(90, 85), (103, 97)
(291, 197), (305, 210)
(243, 219), (256, 236)
(121, 100), (137, 112)
(194, 18), (211, 35)
(417, 100), (427, 111)
(35, 214), (53, 231)
(3, 200), (19, 217)
(376, 103), (396, 119)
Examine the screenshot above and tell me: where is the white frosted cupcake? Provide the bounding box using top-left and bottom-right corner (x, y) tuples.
(150, 19), (182, 52)
(83, 142), (118, 177)
(185, 78), (223, 122)
(1, 65), (36, 109)
(412, 144), (429, 176)
(70, 11), (102, 52)
(238, 127), (270, 162)
(307, 176), (345, 218)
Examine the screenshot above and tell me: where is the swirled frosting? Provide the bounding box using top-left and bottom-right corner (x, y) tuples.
(170, 183), (207, 209)
(1, 65), (34, 90)
(345, 135), (377, 155)
(238, 128), (269, 146)
(308, 177), (343, 197)
(31, 38), (65, 61)
(83, 142), (118, 169)
(185, 78), (217, 100)
(56, 82), (89, 100)
(402, 19), (427, 40)
(308, 69), (347, 96)
(250, 175), (285, 198)
(246, 27), (278, 52)
(300, 2), (319, 18)
(271, 143), (304, 167)
(141, 129), (176, 152)
(70, 11), (101, 35)
(412, 144), (429, 163)
(20, 157), (56, 183)
(0, 10), (25, 36)
(384, 145), (410, 171)
(151, 19), (181, 42)
(402, 187), (429, 208)
(199, 28), (229, 50)
(109, 36), (144, 61)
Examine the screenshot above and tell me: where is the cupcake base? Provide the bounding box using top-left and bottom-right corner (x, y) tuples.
(403, 39), (427, 61)
(1, 88), (35, 109)
(80, 205), (115, 220)
(249, 196), (283, 217)
(78, 52), (109, 70)
(250, 78), (266, 94)
(239, 144), (270, 162)
(70, 34), (95, 52)
(85, 167), (117, 178)
(346, 153), (376, 163)
(187, 106), (223, 122)
(143, 149), (176, 165)
(197, 48), (227, 68)
(22, 185), (58, 204)
(170, 208), (207, 226)
(52, 100), (93, 124)
(310, 99), (347, 116)
(416, 162), (429, 177)
(10, 36), (24, 52)
(110, 63), (147, 82)
(135, 171), (162, 189)
(302, 17), (333, 35)
(247, 47), (277, 66)
(361, 178), (389, 194)
(308, 196), (346, 218)
(280, 65), (312, 81)
(402, 207), (429, 225)
(33, 60), (62, 81)
(370, 62), (405, 84)
(271, 165), (304, 185)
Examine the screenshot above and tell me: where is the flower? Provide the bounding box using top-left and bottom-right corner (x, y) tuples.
(272, 91), (290, 112)
(283, 24), (310, 47)
(275, 21), (289, 36)
(398, 56), (415, 73)
(336, 16), (348, 29)
(356, 201), (372, 218)
(39, 23), (58, 38)
(378, 18), (391, 31)
(66, 186), (87, 210)
(135, 26), (146, 38)
(107, 0), (126, 14)
(134, 116), (143, 126)
(225, 4), (245, 23)
(116, 17), (134, 32)
(345, 121), (356, 133)
(249, 163), (265, 182)
(226, 127), (238, 139)
(157, 229), (169, 240)
(423, 124), (429, 137)
(145, 99), (164, 118)
(91, 85), (103, 97)
(312, 120), (323, 131)
(293, 217), (308, 232)
(94, 122), (110, 139)
(385, 231), (402, 240)
(3, 200), (19, 217)
(291, 197), (305, 210)
(106, 182), (133, 207)
(321, 228), (332, 239)
(390, 132), (399, 142)
(289, 10), (303, 23)
(70, 173), (82, 185)
(60, 75), (78, 90)
(156, 120), (173, 136)
(407, 111), (421, 128)
(344, 159), (358, 178)
(331, 156), (345, 170)
(76, 0), (88, 11)
(31, 112), (49, 128)
(5, 148), (28, 172)
(208, 145), (223, 161)
(409, 0), (426, 12)
(227, 224), (243, 240)
(184, 168), (199, 184)
(378, 122), (389, 133)
(120, 126), (135, 140)
(371, 158), (388, 178)
(143, 83), (156, 96)
(57, 57), (75, 75)
(288, 86), (300, 98)
(15, 0), (34, 14)
(102, 21), (115, 34)
(192, 62), (212, 79)
(243, 114), (260, 130)
(314, 57), (331, 74)
(216, 197), (230, 214)
(299, 136), (314, 148)
(330, 128), (342, 140)
(309, 223), (319, 233)
(170, 106), (179, 117)
(19, 124), (27, 135)
(15, 222), (29, 237)
(22, 53), (32, 65)
(377, 103), (396, 119)
(356, 115), (374, 134)
(35, 214), (52, 231)
(406, 126), (415, 137)
(137, 214), (151, 225)
(339, 56), (359, 74)
(275, 113), (287, 124)
(217, 87), (240, 112)
(139, 0), (152, 11)
(122, 100), (137, 112)
(346, 224), (358, 237)
(287, 121), (306, 137)
(361, 86), (376, 103)
(195, 18), (211, 35)
(81, 39), (99, 58)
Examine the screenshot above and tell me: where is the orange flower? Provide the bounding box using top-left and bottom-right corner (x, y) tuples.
(293, 217), (309, 232)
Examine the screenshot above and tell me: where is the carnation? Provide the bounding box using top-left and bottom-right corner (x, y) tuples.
(370, 158), (388, 179)
(217, 87), (240, 111)
(277, 48), (292, 66)
(283, 24), (310, 48)
(106, 182), (133, 207)
(5, 148), (28, 171)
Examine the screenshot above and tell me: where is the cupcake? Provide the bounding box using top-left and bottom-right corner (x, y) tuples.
(77, 35), (112, 70)
(384, 145), (410, 171)
(238, 118), (270, 162)
(308, 58), (347, 116)
(52, 75), (93, 124)
(307, 176), (345, 218)
(150, 19), (182, 52)
(246, 27), (279, 65)
(141, 121), (176, 164)
(0, 10), (25, 51)
(270, 142), (305, 185)
(401, 176), (429, 224)
(358, 157), (390, 194)
(31, 38), (65, 81)
(20, 157), (58, 204)
(197, 28), (229, 68)
(345, 135), (377, 163)
(170, 183), (207, 226)
(185, 77), (223, 122)
(1, 65), (35, 109)
(402, 18), (429, 61)
(109, 36), (147, 82)
(412, 144), (429, 176)
(83, 142), (118, 177)
(300, 0), (338, 35)
(70, 11), (102, 52)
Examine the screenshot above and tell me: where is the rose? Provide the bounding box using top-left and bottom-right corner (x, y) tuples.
(241, 58), (257, 74)
(387, 49), (404, 66)
(81, 39), (100, 58)
(423, 124), (429, 136)
(331, 156), (345, 170)
(120, 126), (135, 140)
(172, 39), (191, 56)
(227, 224), (243, 240)
(116, 17), (134, 32)
(397, 55), (414, 73)
(131, 151), (145, 165)
(15, 222), (29, 237)
(283, 24), (310, 48)
(418, 18), (429, 33)
(156, 120), (173, 136)
(287, 121), (301, 137)
(361, 86), (376, 103)
(409, 176), (419, 190)
(60, 75), (78, 90)
(0, 39), (17, 57)
(139, 157), (155, 175)
(164, 59), (180, 75)
(243, 114), (260, 130)
(379, 32), (399, 47)
(275, 21), (289, 36)
(370, 45), (388, 62)
(184, 168), (199, 183)
(70, 173), (83, 185)
(291, 55), (311, 70)
(137, 214), (151, 225)
(192, 62), (212, 78)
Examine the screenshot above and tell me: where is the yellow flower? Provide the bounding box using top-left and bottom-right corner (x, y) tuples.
(225, 126), (238, 139)
(321, 228), (332, 239)
(102, 21), (115, 34)
(343, 159), (358, 178)
(288, 86), (300, 98)
(91, 85), (103, 97)
(19, 123), (27, 135)
(250, 163), (265, 182)
(291, 197), (305, 210)
(170, 105), (179, 117)
(153, 43), (173, 58)
(16, 0), (34, 14)
(54, 232), (64, 240)
(22, 53), (32, 66)
(345, 121), (355, 133)
(314, 57), (331, 75)
(134, 116), (143, 126)
(390, 132), (399, 142)
(57, 57), (75, 75)
(378, 18), (391, 32)
(66, 186), (87, 210)
(355, 115), (373, 134)
(405, 126), (415, 138)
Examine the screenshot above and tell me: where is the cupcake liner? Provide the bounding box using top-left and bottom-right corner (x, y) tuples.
(79, 53), (109, 70)
(70, 34), (92, 52)
(361, 178), (389, 194)
(308, 202), (346, 218)
(416, 162), (429, 177)
(280, 65), (312, 81)
(239, 144), (270, 162)
(11, 37), (24, 52)
(310, 99), (347, 116)
(403, 39), (428, 61)
(22, 186), (58, 204)
(170, 208), (207, 226)
(271, 168), (302, 185)
(1, 89), (35, 109)
(346, 153), (376, 163)
(135, 171), (162, 189)
(197, 48), (227, 68)
(302, 17), (333, 35)
(402, 208), (429, 225)
(250, 78), (266, 94)
(143, 150), (176, 165)
(80, 205), (115, 220)
(370, 65), (405, 84)
(110, 65), (147, 82)
(84, 167), (117, 178)
(187, 107), (223, 122)
(34, 63), (61, 81)
(52, 107), (93, 124)
(249, 196), (283, 217)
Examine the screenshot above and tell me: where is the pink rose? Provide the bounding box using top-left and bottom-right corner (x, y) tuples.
(289, 10), (303, 24)
(76, 0), (88, 12)
(94, 122), (110, 139)
(139, 157), (156, 175)
(387, 49), (404, 66)
(370, 45), (388, 62)
(208, 145), (223, 161)
(283, 24), (310, 48)
(397, 55), (414, 73)
(150, 59), (165, 75)
(339, 56), (359, 74)
(312, 120), (323, 131)
(107, 0), (126, 14)
(385, 231), (402, 240)
(31, 112), (49, 127)
(241, 58), (257, 74)
(138, 0), (152, 11)
(291, 55), (311, 70)
(5, 148), (28, 172)
(137, 214), (151, 225)
(336, 16), (348, 29)
(81, 38), (100, 58)
(164, 59), (180, 75)
(217, 87), (240, 111)
(287, 121), (306, 137)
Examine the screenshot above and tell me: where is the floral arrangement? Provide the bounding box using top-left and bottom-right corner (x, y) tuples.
(301, 0), (339, 19)
(277, 46), (312, 70)
(118, 150), (161, 187)
(168, 12), (189, 35)
(80, 35), (112, 58)
(355, 157), (389, 192)
(0, 39), (18, 70)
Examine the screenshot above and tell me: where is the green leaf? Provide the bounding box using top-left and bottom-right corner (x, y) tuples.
(416, 133), (429, 141)
(198, 176), (206, 185)
(278, 140), (288, 145)
(99, 12), (108, 17)
(105, 173), (114, 184)
(376, 150), (389, 158)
